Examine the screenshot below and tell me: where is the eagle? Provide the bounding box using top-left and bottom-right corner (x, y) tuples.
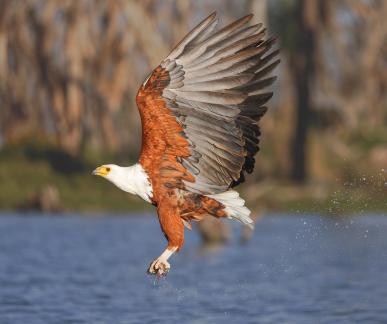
(93, 12), (279, 276)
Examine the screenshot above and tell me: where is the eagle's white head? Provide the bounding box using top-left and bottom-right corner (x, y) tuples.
(92, 163), (153, 203)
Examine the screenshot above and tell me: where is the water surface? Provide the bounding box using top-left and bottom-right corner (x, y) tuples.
(0, 213), (386, 323)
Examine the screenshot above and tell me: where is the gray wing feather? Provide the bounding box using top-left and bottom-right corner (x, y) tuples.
(159, 12), (279, 194)
(167, 12), (218, 60)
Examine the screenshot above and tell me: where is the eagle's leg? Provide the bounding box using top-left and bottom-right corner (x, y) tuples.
(148, 199), (184, 276)
(147, 247), (177, 276)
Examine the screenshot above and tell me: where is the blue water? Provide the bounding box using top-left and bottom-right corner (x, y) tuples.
(0, 213), (386, 323)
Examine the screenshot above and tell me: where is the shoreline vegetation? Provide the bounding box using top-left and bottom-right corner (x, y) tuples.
(1, 2), (386, 218)
(1, 142), (385, 216)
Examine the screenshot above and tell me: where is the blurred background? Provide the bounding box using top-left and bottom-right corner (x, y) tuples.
(0, 0), (386, 214)
(1, 1), (387, 322)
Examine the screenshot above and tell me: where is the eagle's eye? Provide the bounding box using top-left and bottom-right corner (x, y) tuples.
(106, 167), (111, 172)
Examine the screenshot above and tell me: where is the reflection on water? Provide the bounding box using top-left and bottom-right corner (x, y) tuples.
(0, 213), (387, 323)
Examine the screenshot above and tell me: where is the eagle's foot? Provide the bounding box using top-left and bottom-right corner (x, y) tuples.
(147, 258), (171, 276)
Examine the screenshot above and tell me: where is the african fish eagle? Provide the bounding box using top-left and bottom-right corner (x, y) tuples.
(93, 12), (279, 276)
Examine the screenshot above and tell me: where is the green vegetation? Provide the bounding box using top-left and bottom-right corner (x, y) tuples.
(1, 142), (385, 214)
(0, 144), (149, 212)
(250, 181), (387, 215)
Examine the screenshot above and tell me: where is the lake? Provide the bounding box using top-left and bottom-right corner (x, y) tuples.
(0, 213), (386, 323)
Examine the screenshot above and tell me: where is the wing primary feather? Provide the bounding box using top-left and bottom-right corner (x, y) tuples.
(188, 27), (266, 69)
(235, 76), (277, 93)
(186, 57), (259, 82)
(138, 13), (279, 196)
(177, 14), (254, 65)
(167, 12), (218, 60)
(185, 46), (266, 74)
(171, 90), (247, 105)
(179, 74), (254, 91)
(248, 59), (280, 82)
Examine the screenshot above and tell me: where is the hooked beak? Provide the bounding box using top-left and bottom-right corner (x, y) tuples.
(92, 166), (110, 177)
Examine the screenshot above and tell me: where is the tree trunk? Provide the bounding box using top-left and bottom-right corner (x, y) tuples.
(290, 0), (319, 183)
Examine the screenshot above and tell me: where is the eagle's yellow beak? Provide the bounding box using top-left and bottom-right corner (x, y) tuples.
(92, 166), (111, 177)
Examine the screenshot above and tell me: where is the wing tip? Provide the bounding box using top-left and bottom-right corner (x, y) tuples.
(243, 13), (254, 21)
(235, 13), (255, 27)
(205, 11), (217, 24)
(209, 11), (217, 19)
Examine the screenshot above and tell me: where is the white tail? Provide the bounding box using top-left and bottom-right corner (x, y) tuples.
(208, 190), (254, 229)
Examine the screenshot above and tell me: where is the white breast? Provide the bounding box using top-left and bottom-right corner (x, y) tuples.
(130, 163), (153, 203)
(107, 164), (153, 203)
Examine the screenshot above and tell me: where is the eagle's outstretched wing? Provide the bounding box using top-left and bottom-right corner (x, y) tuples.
(137, 12), (279, 199)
